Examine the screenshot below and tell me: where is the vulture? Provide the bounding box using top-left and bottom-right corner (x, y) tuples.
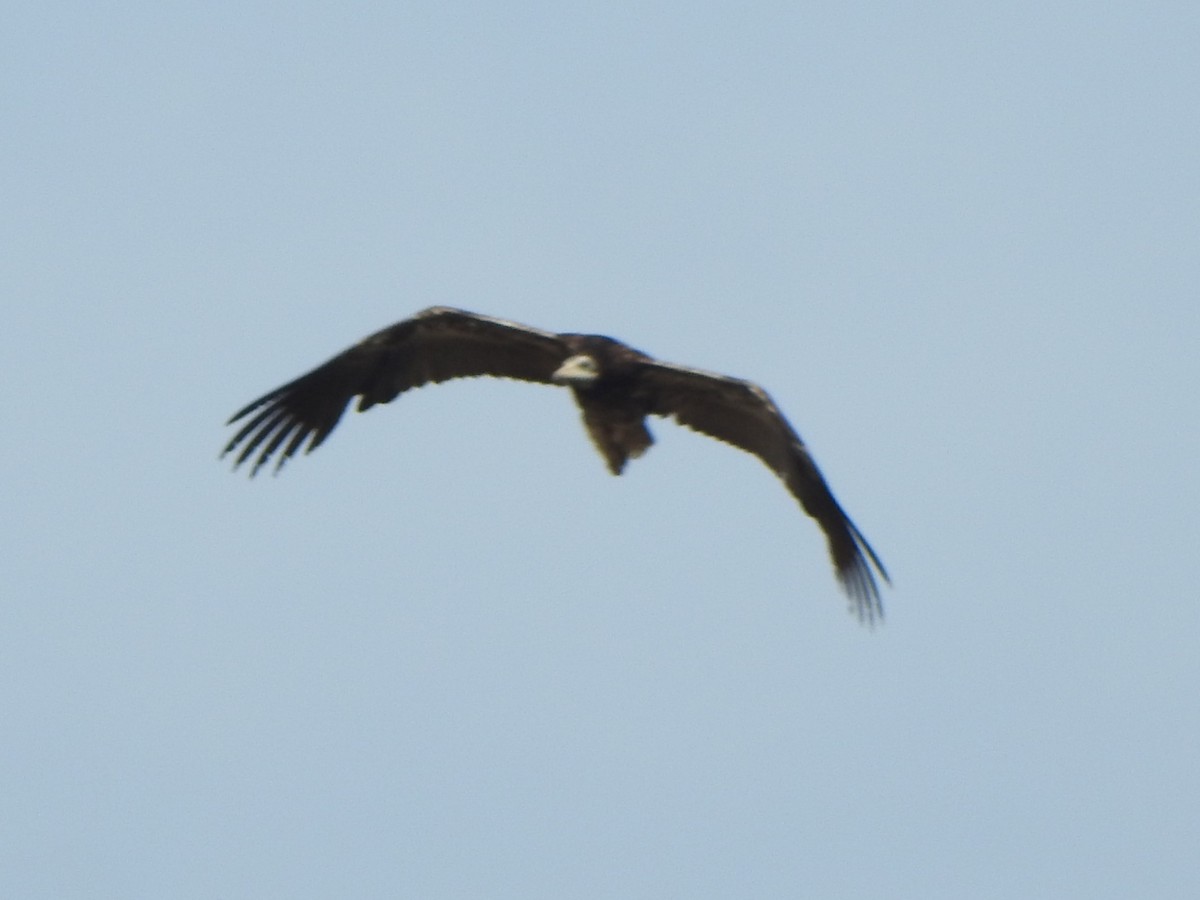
(223, 307), (889, 620)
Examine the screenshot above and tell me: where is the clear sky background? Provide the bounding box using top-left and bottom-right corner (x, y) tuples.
(4, 2), (1198, 897)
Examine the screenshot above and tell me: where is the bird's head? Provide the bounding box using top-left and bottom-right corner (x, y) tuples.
(552, 354), (601, 386)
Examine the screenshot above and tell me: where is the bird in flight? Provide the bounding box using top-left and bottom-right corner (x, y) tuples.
(223, 307), (889, 620)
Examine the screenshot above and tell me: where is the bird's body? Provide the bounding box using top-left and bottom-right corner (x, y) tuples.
(551, 335), (657, 474)
(223, 307), (889, 620)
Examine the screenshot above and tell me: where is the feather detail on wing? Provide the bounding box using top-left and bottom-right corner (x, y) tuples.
(222, 307), (567, 476)
(638, 361), (890, 622)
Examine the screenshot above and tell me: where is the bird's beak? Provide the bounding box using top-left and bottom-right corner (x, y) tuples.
(552, 355), (599, 385)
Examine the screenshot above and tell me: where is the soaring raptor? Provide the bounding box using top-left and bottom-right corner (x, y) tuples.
(223, 307), (890, 620)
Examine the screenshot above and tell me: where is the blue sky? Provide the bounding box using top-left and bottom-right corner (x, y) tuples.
(4, 2), (1198, 897)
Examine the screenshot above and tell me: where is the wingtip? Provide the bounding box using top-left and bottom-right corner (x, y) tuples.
(838, 566), (885, 627)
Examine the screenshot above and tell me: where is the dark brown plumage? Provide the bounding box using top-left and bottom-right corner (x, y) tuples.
(223, 307), (889, 620)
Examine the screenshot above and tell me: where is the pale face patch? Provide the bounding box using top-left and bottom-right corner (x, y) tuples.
(552, 354), (601, 385)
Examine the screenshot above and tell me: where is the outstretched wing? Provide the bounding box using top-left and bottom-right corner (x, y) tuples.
(638, 361), (889, 622)
(223, 307), (568, 476)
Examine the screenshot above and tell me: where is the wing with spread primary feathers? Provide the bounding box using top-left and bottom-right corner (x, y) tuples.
(222, 307), (568, 476)
(638, 361), (890, 622)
